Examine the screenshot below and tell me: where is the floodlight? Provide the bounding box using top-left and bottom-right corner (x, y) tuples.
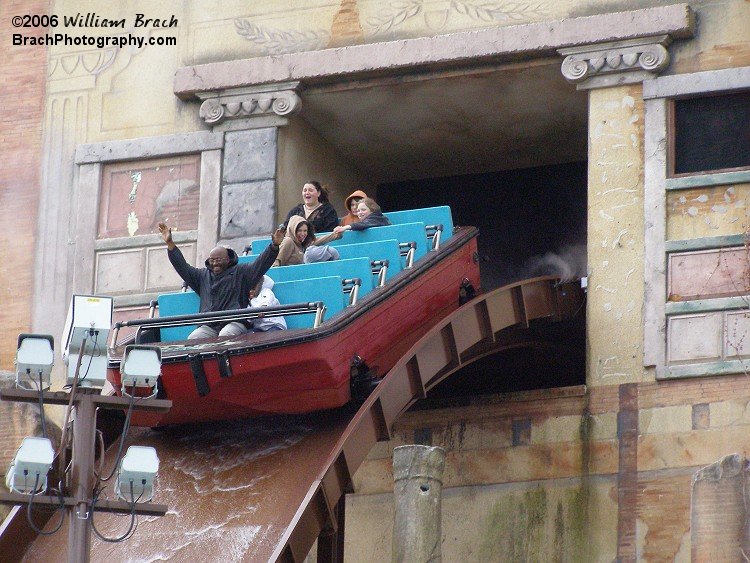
(15, 334), (54, 389)
(5, 437), (54, 494)
(120, 345), (161, 396)
(61, 294), (113, 387)
(115, 446), (159, 503)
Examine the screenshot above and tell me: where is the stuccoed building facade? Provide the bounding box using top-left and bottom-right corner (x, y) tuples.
(1, 0), (750, 559)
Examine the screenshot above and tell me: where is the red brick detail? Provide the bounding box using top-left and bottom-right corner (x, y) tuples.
(617, 383), (638, 562)
(637, 473), (691, 561)
(691, 455), (750, 560)
(0, 0), (49, 370)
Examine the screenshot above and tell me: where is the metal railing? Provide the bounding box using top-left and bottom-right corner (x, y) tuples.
(398, 242), (417, 268)
(371, 260), (389, 287)
(110, 302), (326, 348)
(341, 278), (361, 307)
(426, 224), (444, 251)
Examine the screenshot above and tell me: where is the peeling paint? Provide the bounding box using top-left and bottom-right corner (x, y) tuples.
(612, 229), (628, 248)
(127, 211), (139, 236)
(595, 284), (616, 294)
(622, 95), (635, 109)
(129, 171), (142, 203)
(687, 207), (699, 217)
(599, 209), (614, 221)
(603, 302), (612, 312)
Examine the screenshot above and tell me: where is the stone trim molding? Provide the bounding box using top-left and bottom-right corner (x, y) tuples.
(173, 4), (694, 99)
(558, 35), (671, 90)
(198, 83), (302, 126)
(75, 131), (224, 164)
(643, 65), (750, 99)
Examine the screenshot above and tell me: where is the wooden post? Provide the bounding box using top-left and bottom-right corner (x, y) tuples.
(392, 445), (445, 563)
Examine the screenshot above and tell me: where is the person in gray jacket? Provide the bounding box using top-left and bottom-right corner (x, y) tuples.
(158, 222), (284, 339)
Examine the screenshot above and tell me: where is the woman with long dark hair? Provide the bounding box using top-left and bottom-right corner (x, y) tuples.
(283, 181), (339, 234)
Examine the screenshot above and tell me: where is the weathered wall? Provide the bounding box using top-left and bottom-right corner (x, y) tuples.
(0, 0), (48, 370)
(347, 374), (750, 560)
(3, 0), (750, 560)
(276, 116), (373, 223)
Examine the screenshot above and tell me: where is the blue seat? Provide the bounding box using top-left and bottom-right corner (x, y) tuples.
(238, 254), (259, 264)
(157, 291), (200, 342)
(272, 276), (343, 329)
(335, 239), (402, 282)
(326, 222), (429, 267)
(266, 257), (373, 305)
(249, 238), (272, 255)
(384, 206), (454, 245)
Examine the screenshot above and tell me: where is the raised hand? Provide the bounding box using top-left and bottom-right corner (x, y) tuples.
(271, 227), (285, 246)
(158, 222), (175, 249)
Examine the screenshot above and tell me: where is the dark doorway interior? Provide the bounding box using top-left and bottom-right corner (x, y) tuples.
(378, 161), (588, 399)
(378, 161), (588, 290)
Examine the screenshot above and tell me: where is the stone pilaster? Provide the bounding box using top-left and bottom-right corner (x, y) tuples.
(197, 84), (302, 248)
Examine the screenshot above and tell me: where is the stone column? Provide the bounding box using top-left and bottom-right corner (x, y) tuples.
(558, 36), (671, 388)
(392, 445), (445, 563)
(197, 83), (302, 250)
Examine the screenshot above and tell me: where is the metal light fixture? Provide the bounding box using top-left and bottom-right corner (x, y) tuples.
(5, 437), (54, 494)
(115, 446), (160, 503)
(15, 334), (55, 390)
(120, 345), (161, 397)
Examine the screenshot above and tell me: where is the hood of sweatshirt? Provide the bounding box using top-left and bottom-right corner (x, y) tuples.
(344, 190), (368, 213)
(285, 215), (314, 249)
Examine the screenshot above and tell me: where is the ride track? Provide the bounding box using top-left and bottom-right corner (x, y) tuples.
(15, 276), (583, 562)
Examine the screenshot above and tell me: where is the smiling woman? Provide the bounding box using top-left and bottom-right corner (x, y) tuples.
(283, 181), (339, 234)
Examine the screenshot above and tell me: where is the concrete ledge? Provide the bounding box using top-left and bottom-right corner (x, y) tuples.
(76, 131), (224, 164)
(174, 4), (694, 99)
(644, 65), (750, 99)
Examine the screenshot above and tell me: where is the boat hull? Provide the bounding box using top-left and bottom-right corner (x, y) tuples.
(107, 229), (480, 426)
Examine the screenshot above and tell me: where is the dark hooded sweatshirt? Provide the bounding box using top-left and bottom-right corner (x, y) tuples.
(167, 243), (279, 321)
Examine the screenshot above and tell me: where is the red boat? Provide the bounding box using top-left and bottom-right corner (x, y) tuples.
(106, 222), (480, 427)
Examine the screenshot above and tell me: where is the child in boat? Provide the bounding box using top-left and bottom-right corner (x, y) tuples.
(333, 197), (391, 233)
(340, 190), (367, 226)
(247, 276), (287, 332)
(274, 216), (341, 267)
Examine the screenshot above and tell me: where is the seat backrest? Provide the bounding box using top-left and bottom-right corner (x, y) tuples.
(384, 206), (454, 244)
(237, 254), (259, 265)
(157, 291), (200, 342)
(272, 276), (344, 329)
(334, 239), (402, 282)
(266, 257), (373, 305)
(250, 238), (272, 255)
(325, 222), (429, 265)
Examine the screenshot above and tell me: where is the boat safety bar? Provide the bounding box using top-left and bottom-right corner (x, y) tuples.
(371, 260), (389, 287)
(111, 301), (326, 346)
(341, 278), (361, 307)
(426, 224), (444, 251)
(398, 242), (417, 269)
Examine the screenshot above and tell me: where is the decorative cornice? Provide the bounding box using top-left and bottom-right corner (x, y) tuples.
(198, 83), (302, 126)
(558, 35), (672, 90)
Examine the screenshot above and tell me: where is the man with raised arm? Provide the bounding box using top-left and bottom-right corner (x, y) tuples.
(158, 222), (285, 339)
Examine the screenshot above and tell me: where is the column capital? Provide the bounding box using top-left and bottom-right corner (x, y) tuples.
(558, 35), (672, 90)
(198, 82), (302, 126)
